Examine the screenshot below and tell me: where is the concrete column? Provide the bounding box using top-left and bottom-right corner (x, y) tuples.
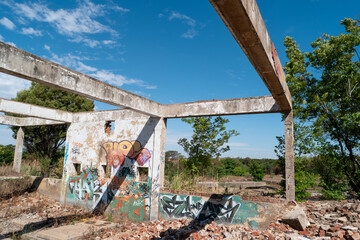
(159, 118), (167, 187)
(284, 110), (295, 201)
(13, 127), (24, 173)
(150, 117), (167, 221)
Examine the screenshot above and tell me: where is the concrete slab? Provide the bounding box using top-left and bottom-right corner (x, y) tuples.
(0, 213), (46, 236)
(24, 220), (118, 240)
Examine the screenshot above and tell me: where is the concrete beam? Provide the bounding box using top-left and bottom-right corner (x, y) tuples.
(0, 42), (162, 117)
(163, 96), (280, 118)
(209, 0), (292, 111)
(0, 115), (65, 126)
(0, 98), (73, 122)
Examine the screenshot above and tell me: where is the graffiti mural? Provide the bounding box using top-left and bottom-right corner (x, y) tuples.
(66, 139), (154, 222)
(159, 194), (258, 227)
(102, 140), (151, 168)
(67, 167), (107, 204)
(107, 166), (151, 221)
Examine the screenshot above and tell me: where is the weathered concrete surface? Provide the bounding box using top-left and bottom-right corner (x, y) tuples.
(196, 181), (267, 191)
(0, 98), (73, 122)
(0, 115), (65, 126)
(282, 207), (309, 231)
(13, 127), (24, 173)
(285, 110), (295, 202)
(23, 220), (117, 240)
(163, 96), (281, 118)
(209, 0), (292, 111)
(62, 110), (166, 222)
(36, 177), (62, 202)
(0, 213), (47, 236)
(0, 41), (162, 117)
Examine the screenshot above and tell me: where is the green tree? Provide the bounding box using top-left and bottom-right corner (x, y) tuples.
(249, 161), (265, 181)
(178, 116), (239, 175)
(0, 144), (16, 165)
(279, 18), (360, 197)
(11, 83), (94, 174)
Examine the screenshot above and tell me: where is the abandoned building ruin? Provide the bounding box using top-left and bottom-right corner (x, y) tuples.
(0, 0), (294, 227)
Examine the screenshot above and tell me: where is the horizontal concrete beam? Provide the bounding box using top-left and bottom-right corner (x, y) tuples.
(72, 109), (147, 123)
(163, 96), (280, 118)
(0, 98), (73, 122)
(0, 42), (162, 117)
(0, 115), (65, 126)
(209, 0), (292, 111)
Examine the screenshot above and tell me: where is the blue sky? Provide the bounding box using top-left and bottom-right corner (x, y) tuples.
(0, 0), (359, 158)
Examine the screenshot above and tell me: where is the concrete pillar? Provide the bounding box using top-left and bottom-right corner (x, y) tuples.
(284, 110), (295, 201)
(159, 118), (167, 187)
(150, 117), (167, 221)
(13, 127), (24, 173)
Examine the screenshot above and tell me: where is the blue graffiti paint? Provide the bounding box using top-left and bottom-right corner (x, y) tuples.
(64, 142), (69, 167)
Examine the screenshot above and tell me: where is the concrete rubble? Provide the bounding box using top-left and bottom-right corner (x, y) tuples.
(1, 192), (359, 240)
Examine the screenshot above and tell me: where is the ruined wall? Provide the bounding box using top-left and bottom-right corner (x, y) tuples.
(159, 193), (259, 229)
(60, 110), (166, 221)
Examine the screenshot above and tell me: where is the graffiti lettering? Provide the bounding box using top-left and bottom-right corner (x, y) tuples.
(160, 194), (258, 225)
(68, 167), (107, 203)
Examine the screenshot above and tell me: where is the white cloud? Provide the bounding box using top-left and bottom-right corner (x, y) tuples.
(0, 73), (31, 99)
(182, 29), (197, 39)
(2, 0), (126, 47)
(0, 17), (15, 30)
(102, 40), (116, 45)
(166, 10), (198, 39)
(77, 62), (97, 72)
(0, 35), (16, 47)
(44, 44), (50, 51)
(169, 11), (196, 27)
(91, 70), (156, 89)
(48, 52), (156, 90)
(21, 27), (42, 36)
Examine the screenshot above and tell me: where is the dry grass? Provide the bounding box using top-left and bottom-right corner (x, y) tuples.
(0, 164), (21, 177)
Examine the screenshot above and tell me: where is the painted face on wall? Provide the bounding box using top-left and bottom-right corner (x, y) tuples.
(102, 140), (151, 168)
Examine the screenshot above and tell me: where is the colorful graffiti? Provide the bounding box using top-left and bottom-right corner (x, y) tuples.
(159, 194), (258, 227)
(68, 167), (107, 203)
(102, 140), (151, 168)
(107, 167), (151, 221)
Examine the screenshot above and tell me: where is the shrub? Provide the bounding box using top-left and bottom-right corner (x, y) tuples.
(233, 165), (248, 176)
(249, 162), (265, 181)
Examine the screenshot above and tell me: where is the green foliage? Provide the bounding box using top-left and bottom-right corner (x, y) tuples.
(294, 158), (317, 201)
(233, 165), (248, 176)
(178, 116), (239, 175)
(312, 154), (349, 200)
(278, 17), (360, 197)
(0, 144), (15, 165)
(11, 83), (94, 176)
(249, 162), (265, 182)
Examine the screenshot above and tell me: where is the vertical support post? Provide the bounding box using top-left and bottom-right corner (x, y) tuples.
(284, 110), (295, 201)
(150, 117), (167, 221)
(13, 127), (24, 173)
(159, 118), (167, 187)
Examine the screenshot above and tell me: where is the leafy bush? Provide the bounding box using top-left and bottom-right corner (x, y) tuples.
(0, 144), (15, 165)
(249, 162), (265, 181)
(233, 165), (248, 176)
(312, 155), (349, 200)
(294, 159), (317, 201)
